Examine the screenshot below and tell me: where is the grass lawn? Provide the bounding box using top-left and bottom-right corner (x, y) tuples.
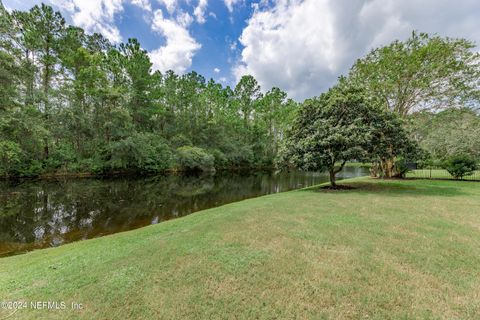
(407, 169), (480, 181)
(1, 178), (480, 319)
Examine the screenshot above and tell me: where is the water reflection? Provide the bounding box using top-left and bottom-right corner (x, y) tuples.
(0, 167), (368, 256)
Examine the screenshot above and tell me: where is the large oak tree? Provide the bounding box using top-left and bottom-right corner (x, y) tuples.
(350, 31), (480, 117)
(281, 79), (419, 186)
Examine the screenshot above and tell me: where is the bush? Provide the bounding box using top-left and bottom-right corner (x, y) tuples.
(443, 155), (478, 179)
(225, 145), (254, 167)
(0, 141), (22, 177)
(45, 143), (76, 171)
(108, 133), (173, 172)
(170, 134), (192, 148)
(209, 149), (228, 169)
(393, 158), (410, 178)
(394, 155), (423, 178)
(176, 146), (215, 172)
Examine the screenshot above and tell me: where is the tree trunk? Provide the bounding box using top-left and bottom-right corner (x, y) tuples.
(329, 168), (337, 188)
(329, 160), (347, 188)
(42, 46), (51, 160)
(383, 158), (395, 178)
(370, 162), (379, 177)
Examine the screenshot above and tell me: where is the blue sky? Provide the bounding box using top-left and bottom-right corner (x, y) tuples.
(4, 0), (480, 101)
(116, 0), (254, 84)
(4, 0), (253, 86)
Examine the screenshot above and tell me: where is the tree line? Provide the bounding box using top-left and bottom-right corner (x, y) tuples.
(1, 4), (479, 182)
(0, 3), (296, 177)
(281, 31), (479, 186)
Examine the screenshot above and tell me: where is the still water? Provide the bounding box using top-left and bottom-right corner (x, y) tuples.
(0, 168), (368, 256)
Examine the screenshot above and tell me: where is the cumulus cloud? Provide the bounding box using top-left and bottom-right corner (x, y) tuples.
(50, 0), (124, 43)
(131, 0), (152, 12)
(194, 0), (208, 24)
(214, 67), (220, 73)
(224, 0), (240, 13)
(157, 0), (177, 14)
(18, 0), (203, 74)
(149, 9), (201, 73)
(235, 0), (480, 101)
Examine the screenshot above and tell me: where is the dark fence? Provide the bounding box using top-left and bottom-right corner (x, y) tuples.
(406, 167), (480, 181)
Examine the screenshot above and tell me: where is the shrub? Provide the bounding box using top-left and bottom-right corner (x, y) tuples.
(176, 146), (215, 172)
(0, 141), (21, 177)
(45, 143), (76, 171)
(209, 149), (228, 169)
(108, 133), (173, 172)
(225, 145), (254, 168)
(13, 160), (44, 177)
(443, 155), (478, 179)
(170, 134), (192, 148)
(393, 158), (410, 178)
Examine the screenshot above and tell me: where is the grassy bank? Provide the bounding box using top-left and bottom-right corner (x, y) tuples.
(1, 178), (479, 319)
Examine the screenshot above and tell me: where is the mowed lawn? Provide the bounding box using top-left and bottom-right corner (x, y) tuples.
(407, 169), (480, 181)
(1, 178), (480, 319)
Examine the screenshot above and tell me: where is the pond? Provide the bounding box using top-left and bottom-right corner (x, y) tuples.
(0, 167), (369, 256)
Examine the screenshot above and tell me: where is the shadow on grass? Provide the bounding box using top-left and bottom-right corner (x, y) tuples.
(300, 178), (472, 197)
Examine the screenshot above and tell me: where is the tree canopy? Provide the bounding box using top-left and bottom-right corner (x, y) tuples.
(409, 108), (480, 161)
(0, 3), (296, 177)
(1, 3), (478, 180)
(280, 80), (419, 186)
(350, 31), (480, 117)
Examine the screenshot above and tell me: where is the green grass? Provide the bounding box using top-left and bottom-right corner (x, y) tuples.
(1, 178), (480, 319)
(407, 169), (480, 181)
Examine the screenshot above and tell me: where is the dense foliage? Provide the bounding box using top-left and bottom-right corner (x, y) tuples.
(176, 146), (215, 172)
(409, 108), (480, 162)
(279, 80), (419, 186)
(350, 31), (480, 117)
(0, 3), (296, 177)
(1, 4), (478, 180)
(443, 155), (478, 179)
(347, 31), (479, 176)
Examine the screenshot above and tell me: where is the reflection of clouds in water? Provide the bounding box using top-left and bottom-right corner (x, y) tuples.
(79, 210), (98, 228)
(34, 226), (45, 241)
(47, 207), (72, 236)
(79, 217), (93, 228)
(60, 225), (68, 234)
(51, 237), (63, 247)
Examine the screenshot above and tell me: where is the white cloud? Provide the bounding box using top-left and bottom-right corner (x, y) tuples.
(223, 0), (240, 13)
(50, 0), (124, 43)
(47, 0), (202, 74)
(193, 0), (208, 24)
(176, 10), (193, 26)
(214, 67), (220, 73)
(149, 9), (201, 74)
(228, 40), (237, 51)
(157, 0), (177, 14)
(235, 0), (480, 101)
(131, 0), (152, 12)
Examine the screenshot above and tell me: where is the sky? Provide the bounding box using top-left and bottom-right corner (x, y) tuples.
(4, 0), (480, 101)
